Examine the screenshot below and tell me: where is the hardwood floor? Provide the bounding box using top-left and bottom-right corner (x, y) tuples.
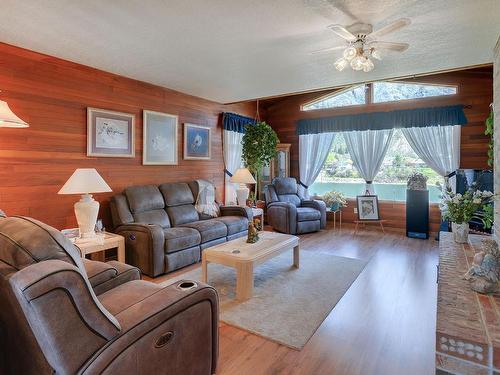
(151, 225), (439, 375)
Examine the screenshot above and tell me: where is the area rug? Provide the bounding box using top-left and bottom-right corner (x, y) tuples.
(162, 251), (367, 350)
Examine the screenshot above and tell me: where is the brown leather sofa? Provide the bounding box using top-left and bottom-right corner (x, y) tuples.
(264, 177), (327, 234)
(0, 216), (218, 375)
(110, 181), (252, 277)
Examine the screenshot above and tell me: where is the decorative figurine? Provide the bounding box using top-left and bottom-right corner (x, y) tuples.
(247, 222), (259, 243)
(463, 238), (500, 294)
(407, 172), (428, 191)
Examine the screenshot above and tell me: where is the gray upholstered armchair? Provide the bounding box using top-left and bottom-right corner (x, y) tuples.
(0, 216), (218, 375)
(264, 177), (327, 234)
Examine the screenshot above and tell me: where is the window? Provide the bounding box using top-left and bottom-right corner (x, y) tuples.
(302, 85), (367, 111)
(309, 130), (443, 202)
(373, 82), (457, 103)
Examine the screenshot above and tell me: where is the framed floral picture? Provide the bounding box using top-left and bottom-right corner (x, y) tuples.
(143, 110), (178, 165)
(184, 123), (211, 160)
(87, 108), (135, 157)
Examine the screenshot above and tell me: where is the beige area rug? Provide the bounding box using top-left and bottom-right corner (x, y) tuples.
(163, 251), (367, 350)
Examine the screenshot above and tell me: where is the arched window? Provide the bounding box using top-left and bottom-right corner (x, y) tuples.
(302, 85), (367, 111)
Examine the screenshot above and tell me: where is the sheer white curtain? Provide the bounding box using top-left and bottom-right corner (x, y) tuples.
(401, 125), (460, 177)
(299, 132), (336, 197)
(223, 130), (244, 205)
(343, 129), (394, 194)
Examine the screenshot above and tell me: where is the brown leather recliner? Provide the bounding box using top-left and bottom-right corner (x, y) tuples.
(0, 216), (218, 375)
(264, 177), (327, 234)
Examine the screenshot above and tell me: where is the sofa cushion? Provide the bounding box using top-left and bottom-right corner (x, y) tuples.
(180, 219), (227, 243)
(133, 209), (170, 228)
(125, 185), (165, 213)
(213, 216), (248, 236)
(273, 177), (298, 195)
(279, 194), (302, 207)
(83, 259), (117, 287)
(166, 205), (199, 226)
(163, 227), (201, 253)
(296, 207), (321, 222)
(160, 183), (195, 207)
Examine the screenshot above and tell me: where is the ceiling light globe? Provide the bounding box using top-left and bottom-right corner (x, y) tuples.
(343, 46), (357, 61)
(334, 57), (348, 71)
(362, 58), (374, 72)
(350, 56), (365, 71)
(371, 49), (382, 60)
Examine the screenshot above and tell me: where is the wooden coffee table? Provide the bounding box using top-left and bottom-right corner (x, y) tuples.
(201, 231), (299, 301)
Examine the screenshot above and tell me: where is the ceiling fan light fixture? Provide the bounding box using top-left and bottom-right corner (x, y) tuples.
(334, 57), (348, 71)
(362, 58), (374, 72)
(370, 48), (382, 60)
(350, 55), (365, 71)
(342, 46), (357, 61)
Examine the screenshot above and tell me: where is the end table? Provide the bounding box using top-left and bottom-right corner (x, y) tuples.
(73, 232), (126, 263)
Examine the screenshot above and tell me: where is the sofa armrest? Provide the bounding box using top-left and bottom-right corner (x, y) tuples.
(267, 202), (297, 234)
(220, 205), (253, 221)
(84, 281), (219, 374)
(114, 224), (165, 278)
(9, 260), (121, 374)
(301, 199), (327, 229)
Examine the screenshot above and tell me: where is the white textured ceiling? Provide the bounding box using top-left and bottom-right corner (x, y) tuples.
(1, 0), (499, 103)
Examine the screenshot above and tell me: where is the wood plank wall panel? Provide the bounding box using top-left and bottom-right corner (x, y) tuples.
(262, 68), (493, 230)
(0, 43), (255, 229)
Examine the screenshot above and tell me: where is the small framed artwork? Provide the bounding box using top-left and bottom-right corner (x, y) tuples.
(87, 108), (135, 157)
(184, 123), (211, 160)
(356, 195), (380, 221)
(143, 110), (178, 165)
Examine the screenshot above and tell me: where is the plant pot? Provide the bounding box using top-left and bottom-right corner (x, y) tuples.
(256, 200), (266, 209)
(451, 222), (469, 243)
(330, 202), (340, 212)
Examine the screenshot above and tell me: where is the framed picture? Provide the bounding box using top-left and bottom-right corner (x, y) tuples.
(143, 110), (178, 165)
(184, 123), (211, 160)
(356, 195), (380, 221)
(87, 108), (135, 157)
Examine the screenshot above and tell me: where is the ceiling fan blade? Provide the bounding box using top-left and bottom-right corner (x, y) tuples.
(309, 45), (346, 55)
(328, 24), (357, 42)
(366, 18), (411, 40)
(368, 41), (409, 52)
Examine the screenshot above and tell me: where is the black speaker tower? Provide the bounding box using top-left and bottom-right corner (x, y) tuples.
(406, 189), (429, 239)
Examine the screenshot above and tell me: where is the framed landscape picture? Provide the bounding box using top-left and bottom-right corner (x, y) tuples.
(184, 123), (211, 160)
(87, 108), (135, 157)
(143, 110), (178, 165)
(356, 195), (380, 221)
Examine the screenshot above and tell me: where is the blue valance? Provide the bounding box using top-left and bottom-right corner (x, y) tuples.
(296, 105), (467, 135)
(222, 112), (256, 133)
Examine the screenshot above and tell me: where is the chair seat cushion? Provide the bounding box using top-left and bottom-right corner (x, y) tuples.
(163, 227), (201, 253)
(180, 219), (227, 243)
(296, 207), (321, 222)
(213, 216), (248, 235)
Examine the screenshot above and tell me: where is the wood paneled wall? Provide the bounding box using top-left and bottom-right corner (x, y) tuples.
(262, 68), (493, 231)
(0, 43), (255, 229)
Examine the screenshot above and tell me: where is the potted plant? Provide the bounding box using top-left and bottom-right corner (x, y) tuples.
(322, 190), (348, 212)
(440, 185), (494, 243)
(241, 121), (279, 201)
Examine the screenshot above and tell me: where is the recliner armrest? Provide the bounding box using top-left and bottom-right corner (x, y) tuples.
(267, 202), (297, 234)
(220, 205), (253, 220)
(301, 199), (327, 229)
(84, 259), (141, 295)
(114, 224), (165, 278)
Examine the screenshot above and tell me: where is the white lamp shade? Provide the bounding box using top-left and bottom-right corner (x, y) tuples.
(230, 168), (256, 184)
(0, 100), (29, 128)
(58, 168), (112, 195)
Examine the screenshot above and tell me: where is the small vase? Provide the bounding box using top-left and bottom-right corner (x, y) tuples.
(451, 222), (469, 243)
(330, 202), (340, 212)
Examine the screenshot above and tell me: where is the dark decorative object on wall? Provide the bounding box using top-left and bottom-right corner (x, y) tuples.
(184, 123), (211, 160)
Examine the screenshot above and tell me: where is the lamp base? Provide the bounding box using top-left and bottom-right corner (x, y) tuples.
(236, 186), (249, 208)
(74, 194), (99, 239)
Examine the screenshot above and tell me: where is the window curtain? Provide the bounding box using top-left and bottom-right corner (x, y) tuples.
(298, 132), (336, 197)
(222, 113), (256, 205)
(401, 125), (460, 176)
(343, 129), (394, 194)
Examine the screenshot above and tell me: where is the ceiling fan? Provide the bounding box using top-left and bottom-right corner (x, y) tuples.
(311, 18), (411, 72)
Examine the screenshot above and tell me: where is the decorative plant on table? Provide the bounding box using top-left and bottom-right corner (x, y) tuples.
(440, 185), (494, 243)
(322, 190), (348, 212)
(241, 121), (279, 198)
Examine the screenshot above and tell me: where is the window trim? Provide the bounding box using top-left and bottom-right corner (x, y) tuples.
(371, 81), (458, 104)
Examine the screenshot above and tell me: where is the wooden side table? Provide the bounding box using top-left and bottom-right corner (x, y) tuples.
(251, 207), (264, 231)
(74, 232), (126, 263)
(330, 209), (342, 230)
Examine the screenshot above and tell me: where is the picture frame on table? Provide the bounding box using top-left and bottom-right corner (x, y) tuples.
(143, 110), (178, 165)
(87, 108), (135, 157)
(356, 195), (380, 220)
(183, 123), (211, 160)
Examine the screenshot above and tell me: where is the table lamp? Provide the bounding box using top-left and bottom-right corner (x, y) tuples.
(230, 168), (256, 207)
(0, 99), (29, 127)
(58, 168), (112, 239)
